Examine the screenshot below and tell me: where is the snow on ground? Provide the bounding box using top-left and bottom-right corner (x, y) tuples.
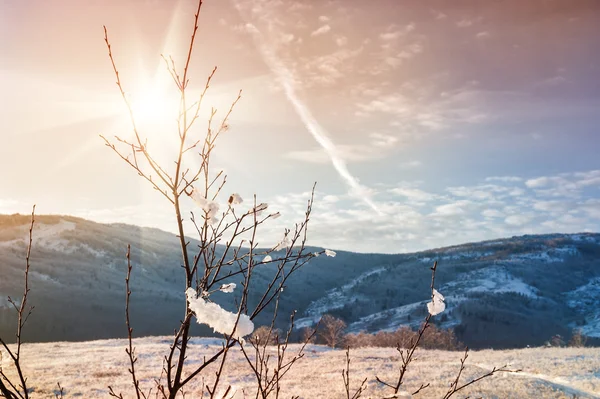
(566, 277), (600, 338)
(1, 337), (599, 398)
(296, 268), (385, 329)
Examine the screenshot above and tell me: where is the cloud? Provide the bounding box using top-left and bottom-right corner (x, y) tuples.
(369, 132), (399, 147)
(525, 171), (600, 193)
(505, 214), (533, 226)
(227, 167), (600, 253)
(334, 35), (348, 46)
(432, 200), (472, 216)
(235, 5), (381, 214)
(390, 187), (436, 203)
(482, 209), (504, 218)
(456, 19), (474, 28)
(525, 177), (552, 188)
(398, 160), (422, 169)
(302, 46), (364, 86)
(476, 31), (490, 39)
(379, 23), (416, 40)
(485, 176), (523, 183)
(311, 24), (331, 36)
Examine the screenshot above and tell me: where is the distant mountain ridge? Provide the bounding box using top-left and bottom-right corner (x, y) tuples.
(1, 213), (599, 349)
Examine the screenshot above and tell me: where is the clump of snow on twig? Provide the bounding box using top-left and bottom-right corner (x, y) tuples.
(427, 288), (445, 316)
(190, 189), (220, 225)
(263, 255), (272, 262)
(228, 193), (243, 206)
(186, 288), (254, 339)
(219, 283), (236, 293)
(325, 249), (336, 257)
(249, 203), (268, 217)
(274, 235), (291, 251)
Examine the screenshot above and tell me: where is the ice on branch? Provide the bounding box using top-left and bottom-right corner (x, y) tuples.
(274, 235), (291, 251)
(249, 203), (268, 217)
(270, 212), (281, 219)
(190, 188), (220, 224)
(219, 283), (236, 293)
(324, 249), (336, 257)
(186, 288), (254, 339)
(228, 193), (243, 206)
(263, 255), (272, 262)
(427, 288), (446, 316)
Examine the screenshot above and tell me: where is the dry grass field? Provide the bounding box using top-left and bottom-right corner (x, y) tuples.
(2, 337), (599, 398)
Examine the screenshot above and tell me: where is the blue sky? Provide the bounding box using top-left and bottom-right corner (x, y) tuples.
(1, 0), (599, 253)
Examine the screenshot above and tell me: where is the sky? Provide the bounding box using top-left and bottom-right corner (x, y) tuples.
(1, 0), (599, 253)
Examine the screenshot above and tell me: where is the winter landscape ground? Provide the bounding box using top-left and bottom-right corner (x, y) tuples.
(2, 1), (600, 398)
(1, 337), (599, 398)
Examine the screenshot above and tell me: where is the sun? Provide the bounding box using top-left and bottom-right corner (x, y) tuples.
(130, 84), (178, 128)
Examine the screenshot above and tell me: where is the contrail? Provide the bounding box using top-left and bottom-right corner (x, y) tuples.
(234, 10), (382, 214)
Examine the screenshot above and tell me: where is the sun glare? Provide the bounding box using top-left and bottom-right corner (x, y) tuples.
(130, 86), (178, 127)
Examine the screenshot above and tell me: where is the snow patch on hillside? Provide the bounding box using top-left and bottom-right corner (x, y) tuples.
(0, 220), (110, 257)
(443, 266), (538, 297)
(417, 251), (493, 263)
(30, 271), (60, 284)
(566, 277), (600, 337)
(347, 302), (423, 333)
(571, 234), (599, 243)
(507, 246), (579, 263)
(296, 267), (385, 329)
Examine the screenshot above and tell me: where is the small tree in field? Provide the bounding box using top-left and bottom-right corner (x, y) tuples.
(251, 326), (282, 346)
(568, 330), (587, 347)
(319, 314), (347, 348)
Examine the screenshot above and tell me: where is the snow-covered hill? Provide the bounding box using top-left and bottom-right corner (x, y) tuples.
(1, 214), (599, 348)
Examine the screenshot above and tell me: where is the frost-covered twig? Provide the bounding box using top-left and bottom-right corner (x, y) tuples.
(0, 205), (36, 399)
(109, 245), (149, 399)
(342, 347), (367, 399)
(54, 382), (64, 399)
(240, 293), (315, 399)
(376, 261), (439, 396)
(442, 347), (520, 399)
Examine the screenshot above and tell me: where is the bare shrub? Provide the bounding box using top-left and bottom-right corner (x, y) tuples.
(345, 325), (462, 351)
(548, 334), (566, 347)
(318, 314), (347, 348)
(300, 327), (317, 344)
(568, 329), (588, 348)
(251, 326), (282, 346)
